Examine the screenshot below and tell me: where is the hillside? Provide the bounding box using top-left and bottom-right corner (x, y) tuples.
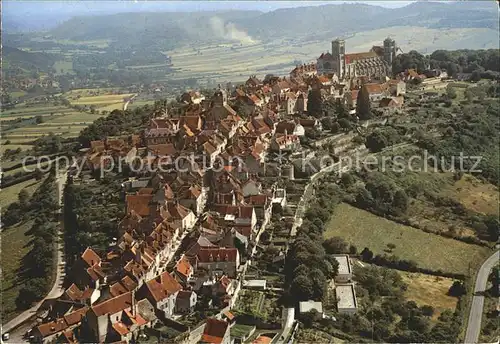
(45, 2), (499, 48)
(2, 46), (60, 73)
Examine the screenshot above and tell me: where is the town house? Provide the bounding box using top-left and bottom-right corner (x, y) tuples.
(137, 271), (182, 319)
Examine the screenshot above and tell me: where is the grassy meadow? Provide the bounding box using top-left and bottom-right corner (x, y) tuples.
(0, 178), (44, 209)
(1, 220), (36, 321)
(399, 271), (458, 319)
(325, 203), (492, 275)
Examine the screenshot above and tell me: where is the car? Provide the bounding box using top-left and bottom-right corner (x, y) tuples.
(2, 332), (10, 341)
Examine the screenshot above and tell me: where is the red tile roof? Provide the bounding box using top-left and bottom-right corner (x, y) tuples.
(110, 282), (129, 297)
(345, 51), (378, 64)
(175, 255), (193, 278)
(148, 143), (177, 156)
(223, 310), (235, 321)
(91, 292), (132, 317)
(145, 271), (182, 303)
(197, 247), (238, 263)
(81, 247), (101, 267)
(201, 318), (229, 344)
(63, 307), (88, 326)
(126, 194), (153, 217)
(65, 284), (83, 301)
(36, 319), (68, 338)
(112, 322), (130, 336)
(364, 83), (387, 95)
(246, 194), (268, 206)
(253, 336), (273, 344)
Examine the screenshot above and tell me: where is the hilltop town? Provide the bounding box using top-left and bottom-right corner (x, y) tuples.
(2, 35), (499, 344)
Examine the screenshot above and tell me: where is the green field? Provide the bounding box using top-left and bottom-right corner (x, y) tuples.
(1, 100), (107, 139)
(1, 105), (72, 119)
(161, 26), (498, 83)
(0, 144), (33, 155)
(69, 93), (133, 105)
(325, 203), (492, 275)
(1, 220), (36, 321)
(97, 103), (125, 112)
(0, 179), (43, 209)
(53, 59), (74, 75)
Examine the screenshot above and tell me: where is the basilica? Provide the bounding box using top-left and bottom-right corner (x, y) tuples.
(316, 37), (398, 81)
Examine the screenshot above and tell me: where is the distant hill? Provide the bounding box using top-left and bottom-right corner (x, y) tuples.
(3, 46), (59, 73)
(44, 2), (498, 48)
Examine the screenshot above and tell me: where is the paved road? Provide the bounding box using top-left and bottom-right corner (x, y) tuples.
(273, 307), (295, 344)
(464, 250), (499, 344)
(2, 170), (68, 340)
(123, 94), (137, 110)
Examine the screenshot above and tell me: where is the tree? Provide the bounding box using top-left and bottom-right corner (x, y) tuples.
(420, 305), (435, 317)
(465, 89), (474, 102)
(365, 130), (388, 152)
(35, 115), (44, 124)
(16, 277), (47, 308)
(356, 85), (372, 120)
(308, 89), (323, 117)
(446, 62), (459, 78)
(34, 169), (44, 181)
(392, 189), (409, 214)
(291, 274), (314, 300)
(338, 118), (352, 131)
(260, 230), (271, 243)
(448, 281), (466, 297)
(470, 70), (482, 82)
(330, 121), (340, 134)
(323, 237), (348, 254)
(488, 266), (499, 297)
(446, 86), (457, 99)
(340, 173), (355, 187)
(321, 117), (334, 131)
(355, 186), (373, 209)
(300, 310), (321, 328)
(361, 247), (374, 261)
(444, 126), (456, 137)
(18, 189), (30, 209)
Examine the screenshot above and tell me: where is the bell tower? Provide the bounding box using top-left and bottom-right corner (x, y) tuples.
(383, 37), (396, 67)
(332, 39), (346, 79)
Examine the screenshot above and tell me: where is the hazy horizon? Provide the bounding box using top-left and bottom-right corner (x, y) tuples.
(4, 1), (417, 18)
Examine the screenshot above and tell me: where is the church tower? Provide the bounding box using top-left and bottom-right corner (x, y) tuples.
(332, 39), (346, 79)
(383, 37), (397, 71)
(212, 84), (227, 107)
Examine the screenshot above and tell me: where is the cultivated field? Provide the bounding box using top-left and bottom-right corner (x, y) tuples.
(399, 271), (458, 319)
(0, 144), (33, 155)
(69, 93), (134, 106)
(325, 203), (492, 275)
(163, 26), (498, 83)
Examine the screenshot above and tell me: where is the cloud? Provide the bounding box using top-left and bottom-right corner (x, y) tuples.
(209, 16), (255, 44)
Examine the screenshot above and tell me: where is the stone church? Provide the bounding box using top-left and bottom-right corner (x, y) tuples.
(317, 37), (397, 81)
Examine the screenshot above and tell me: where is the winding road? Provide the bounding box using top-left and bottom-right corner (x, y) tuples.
(464, 250), (499, 344)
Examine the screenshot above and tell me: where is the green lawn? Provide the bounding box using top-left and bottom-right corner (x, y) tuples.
(325, 203), (492, 275)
